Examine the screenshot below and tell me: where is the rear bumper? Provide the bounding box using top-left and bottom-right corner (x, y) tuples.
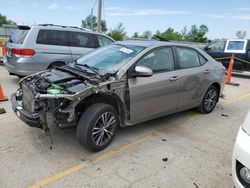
(4, 60), (38, 76)
(11, 93), (42, 128)
(3, 56), (48, 76)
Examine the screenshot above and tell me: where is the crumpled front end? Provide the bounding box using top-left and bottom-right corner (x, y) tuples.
(11, 69), (95, 129)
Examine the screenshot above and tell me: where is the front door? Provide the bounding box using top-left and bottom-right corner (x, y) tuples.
(128, 47), (181, 123)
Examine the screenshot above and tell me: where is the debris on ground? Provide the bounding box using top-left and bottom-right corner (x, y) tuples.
(162, 139), (167, 142)
(193, 182), (199, 188)
(81, 159), (86, 162)
(0, 108), (6, 114)
(221, 114), (229, 117)
(162, 157), (168, 162)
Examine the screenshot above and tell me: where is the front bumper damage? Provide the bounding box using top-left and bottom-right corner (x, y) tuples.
(11, 93), (41, 128)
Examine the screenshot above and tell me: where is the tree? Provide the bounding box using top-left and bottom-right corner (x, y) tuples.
(132, 32), (139, 38)
(184, 24), (209, 43)
(108, 23), (126, 41)
(141, 30), (152, 39)
(155, 30), (161, 36)
(0, 13), (16, 26)
(236, 31), (247, 39)
(81, 15), (107, 32)
(159, 27), (182, 41)
(181, 26), (188, 38)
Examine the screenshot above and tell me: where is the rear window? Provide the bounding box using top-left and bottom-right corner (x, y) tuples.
(176, 47), (200, 69)
(10, 29), (29, 44)
(36, 30), (69, 46)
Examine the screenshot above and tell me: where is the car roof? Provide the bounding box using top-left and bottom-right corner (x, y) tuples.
(28, 24), (114, 39)
(115, 40), (201, 49)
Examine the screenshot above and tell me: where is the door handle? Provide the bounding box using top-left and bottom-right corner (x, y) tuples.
(204, 69), (210, 74)
(169, 76), (180, 81)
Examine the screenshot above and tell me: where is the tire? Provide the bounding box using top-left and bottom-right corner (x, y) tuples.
(77, 103), (118, 152)
(197, 85), (219, 114)
(49, 62), (65, 69)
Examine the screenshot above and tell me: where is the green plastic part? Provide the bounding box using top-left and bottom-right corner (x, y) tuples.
(47, 84), (64, 94)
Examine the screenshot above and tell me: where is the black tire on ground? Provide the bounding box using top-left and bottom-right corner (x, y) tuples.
(197, 85), (219, 114)
(48, 62), (65, 69)
(77, 103), (118, 152)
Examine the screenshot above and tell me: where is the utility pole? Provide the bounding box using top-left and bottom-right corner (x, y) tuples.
(91, 8), (94, 31)
(97, 0), (102, 33)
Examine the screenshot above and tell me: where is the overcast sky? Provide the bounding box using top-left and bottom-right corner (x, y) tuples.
(0, 0), (249, 39)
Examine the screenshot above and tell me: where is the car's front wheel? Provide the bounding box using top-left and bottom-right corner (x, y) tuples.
(77, 103), (118, 152)
(197, 85), (219, 114)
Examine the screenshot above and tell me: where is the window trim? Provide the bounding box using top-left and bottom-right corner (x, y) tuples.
(132, 46), (177, 74)
(198, 54), (208, 66)
(68, 31), (96, 48)
(36, 29), (70, 46)
(174, 46), (207, 70)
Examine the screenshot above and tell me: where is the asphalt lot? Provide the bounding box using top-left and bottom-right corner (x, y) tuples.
(0, 65), (250, 188)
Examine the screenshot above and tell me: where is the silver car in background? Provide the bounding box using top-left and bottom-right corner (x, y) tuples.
(11, 41), (226, 151)
(3, 24), (114, 77)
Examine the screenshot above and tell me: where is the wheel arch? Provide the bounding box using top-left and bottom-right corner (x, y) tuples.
(75, 93), (126, 126)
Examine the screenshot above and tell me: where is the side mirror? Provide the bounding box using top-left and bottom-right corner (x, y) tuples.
(132, 66), (153, 77)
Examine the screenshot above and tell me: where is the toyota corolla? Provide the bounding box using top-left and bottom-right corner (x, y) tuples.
(11, 41), (225, 151)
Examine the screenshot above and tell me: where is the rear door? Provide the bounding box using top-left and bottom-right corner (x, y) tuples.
(175, 47), (208, 111)
(68, 31), (96, 61)
(128, 46), (181, 123)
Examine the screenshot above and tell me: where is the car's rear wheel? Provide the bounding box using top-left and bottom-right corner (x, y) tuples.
(197, 85), (219, 114)
(77, 103), (118, 152)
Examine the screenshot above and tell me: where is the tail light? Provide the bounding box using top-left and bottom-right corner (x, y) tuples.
(11, 48), (35, 57)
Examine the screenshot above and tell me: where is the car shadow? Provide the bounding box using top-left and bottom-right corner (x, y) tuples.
(27, 108), (209, 161)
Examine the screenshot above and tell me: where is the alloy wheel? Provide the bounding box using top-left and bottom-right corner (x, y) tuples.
(92, 112), (116, 146)
(204, 89), (217, 111)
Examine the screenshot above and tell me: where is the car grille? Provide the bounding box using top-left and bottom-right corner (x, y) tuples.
(22, 83), (35, 113)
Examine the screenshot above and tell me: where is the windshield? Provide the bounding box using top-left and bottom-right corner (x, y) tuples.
(76, 44), (145, 73)
(10, 29), (29, 44)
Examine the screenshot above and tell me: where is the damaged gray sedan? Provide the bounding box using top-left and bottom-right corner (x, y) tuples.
(11, 41), (225, 151)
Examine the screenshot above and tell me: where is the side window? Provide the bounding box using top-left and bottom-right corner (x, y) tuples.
(69, 32), (95, 48)
(199, 54), (207, 65)
(137, 47), (175, 73)
(207, 41), (225, 52)
(97, 35), (113, 47)
(36, 30), (69, 46)
(176, 47), (200, 69)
